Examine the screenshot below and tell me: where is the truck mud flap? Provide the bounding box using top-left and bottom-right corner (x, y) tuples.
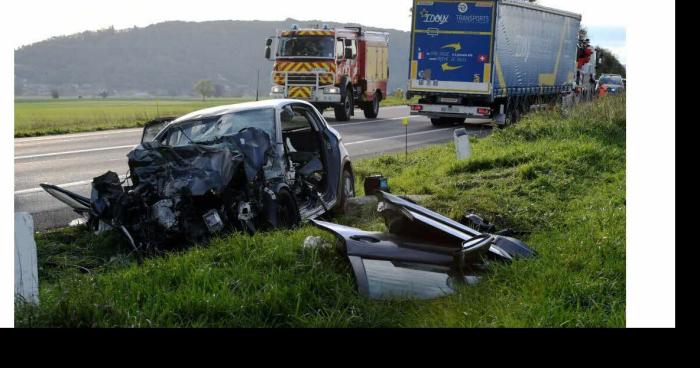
(39, 183), (91, 215)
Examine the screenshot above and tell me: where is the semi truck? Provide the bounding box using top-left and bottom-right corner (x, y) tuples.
(265, 25), (390, 121)
(406, 0), (582, 127)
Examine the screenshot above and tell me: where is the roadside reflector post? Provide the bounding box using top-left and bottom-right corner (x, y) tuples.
(402, 117), (409, 162)
(15, 212), (39, 305)
(454, 128), (472, 161)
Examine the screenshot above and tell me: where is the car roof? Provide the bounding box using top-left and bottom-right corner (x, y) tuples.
(169, 99), (311, 124)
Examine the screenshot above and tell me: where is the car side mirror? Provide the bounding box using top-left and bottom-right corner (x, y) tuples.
(265, 46), (272, 60)
(266, 37), (273, 47)
(345, 47), (353, 59)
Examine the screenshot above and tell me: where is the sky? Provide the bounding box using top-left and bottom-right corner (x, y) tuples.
(8, 0), (626, 62)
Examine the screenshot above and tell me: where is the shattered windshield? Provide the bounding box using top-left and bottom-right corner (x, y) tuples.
(277, 36), (335, 58)
(165, 108), (276, 146)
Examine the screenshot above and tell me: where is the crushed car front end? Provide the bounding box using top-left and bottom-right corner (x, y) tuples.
(42, 100), (352, 252)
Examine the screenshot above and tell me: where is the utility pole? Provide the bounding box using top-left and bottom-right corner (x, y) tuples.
(402, 117), (409, 162)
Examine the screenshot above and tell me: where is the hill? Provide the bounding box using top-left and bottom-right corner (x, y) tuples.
(14, 19), (411, 98)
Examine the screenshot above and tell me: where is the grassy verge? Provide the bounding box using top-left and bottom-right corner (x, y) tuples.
(14, 96), (413, 138)
(14, 98), (253, 137)
(16, 96), (626, 327)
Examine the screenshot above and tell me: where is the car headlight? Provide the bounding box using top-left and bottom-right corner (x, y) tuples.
(324, 87), (340, 94)
(271, 86), (285, 94)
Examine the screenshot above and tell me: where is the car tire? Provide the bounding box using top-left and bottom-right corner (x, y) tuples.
(275, 188), (300, 228)
(334, 168), (355, 215)
(334, 89), (353, 121)
(362, 93), (380, 119)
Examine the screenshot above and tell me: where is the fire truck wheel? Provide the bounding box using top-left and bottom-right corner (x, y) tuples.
(362, 93), (380, 119)
(334, 89), (354, 121)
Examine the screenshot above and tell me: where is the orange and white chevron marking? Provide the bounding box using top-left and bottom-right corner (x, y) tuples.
(288, 86), (312, 99)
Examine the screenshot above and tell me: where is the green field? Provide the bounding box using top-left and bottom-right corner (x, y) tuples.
(15, 96), (626, 327)
(14, 96), (412, 137)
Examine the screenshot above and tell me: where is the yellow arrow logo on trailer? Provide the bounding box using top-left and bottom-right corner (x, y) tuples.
(441, 63), (463, 71)
(441, 42), (462, 52)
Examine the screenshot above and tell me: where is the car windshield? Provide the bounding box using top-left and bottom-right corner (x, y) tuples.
(165, 108), (276, 146)
(277, 36), (335, 58)
(600, 76), (623, 85)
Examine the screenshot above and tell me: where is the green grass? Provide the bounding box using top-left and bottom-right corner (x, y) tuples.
(15, 96), (626, 327)
(14, 96), (412, 138)
(14, 98), (254, 137)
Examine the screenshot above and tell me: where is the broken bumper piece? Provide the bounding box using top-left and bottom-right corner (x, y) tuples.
(310, 191), (535, 300)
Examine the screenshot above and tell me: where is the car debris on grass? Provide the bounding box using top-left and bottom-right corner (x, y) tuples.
(312, 191), (535, 300)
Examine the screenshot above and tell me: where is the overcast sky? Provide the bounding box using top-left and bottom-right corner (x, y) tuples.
(10, 0), (627, 62)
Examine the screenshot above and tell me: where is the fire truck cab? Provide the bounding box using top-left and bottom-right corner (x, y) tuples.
(265, 25), (389, 121)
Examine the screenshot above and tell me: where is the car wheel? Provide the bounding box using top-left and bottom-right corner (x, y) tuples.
(334, 168), (355, 214)
(276, 188), (300, 228)
(362, 93), (380, 119)
(334, 89), (353, 121)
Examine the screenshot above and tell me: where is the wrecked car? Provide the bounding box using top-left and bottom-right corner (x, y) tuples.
(311, 191), (535, 300)
(42, 99), (356, 252)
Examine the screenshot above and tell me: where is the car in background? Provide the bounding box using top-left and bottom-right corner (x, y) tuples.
(596, 74), (626, 96)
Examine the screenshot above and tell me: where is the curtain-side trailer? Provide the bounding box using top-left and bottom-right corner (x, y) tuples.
(406, 0), (581, 127)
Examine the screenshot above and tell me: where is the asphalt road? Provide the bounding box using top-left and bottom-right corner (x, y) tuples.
(15, 105), (492, 230)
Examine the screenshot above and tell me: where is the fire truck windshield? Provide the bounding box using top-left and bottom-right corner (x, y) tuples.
(277, 36), (335, 59)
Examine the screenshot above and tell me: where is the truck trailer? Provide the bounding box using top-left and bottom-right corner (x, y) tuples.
(265, 25), (389, 121)
(406, 0), (582, 126)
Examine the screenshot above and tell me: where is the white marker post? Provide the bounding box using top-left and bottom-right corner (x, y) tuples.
(454, 128), (472, 160)
(15, 212), (39, 305)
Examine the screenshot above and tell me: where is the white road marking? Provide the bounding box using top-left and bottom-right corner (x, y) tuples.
(329, 116), (416, 128)
(15, 145), (137, 160)
(345, 128), (455, 146)
(14, 106), (409, 145)
(14, 127), (451, 196)
(14, 115), (416, 159)
(15, 175), (128, 195)
(14, 128), (143, 144)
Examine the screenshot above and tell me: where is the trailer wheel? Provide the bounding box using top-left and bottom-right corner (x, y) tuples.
(362, 92), (380, 119)
(509, 108), (521, 125)
(334, 89), (354, 121)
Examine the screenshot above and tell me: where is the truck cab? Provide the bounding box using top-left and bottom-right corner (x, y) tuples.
(265, 25), (389, 121)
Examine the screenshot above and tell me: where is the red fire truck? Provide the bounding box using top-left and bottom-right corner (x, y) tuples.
(265, 25), (389, 121)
